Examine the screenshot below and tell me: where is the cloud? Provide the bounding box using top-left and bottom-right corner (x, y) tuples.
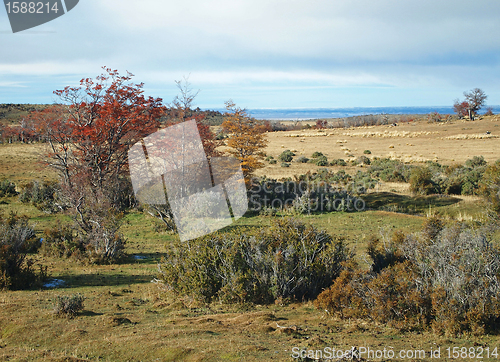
(0, 0), (499, 106)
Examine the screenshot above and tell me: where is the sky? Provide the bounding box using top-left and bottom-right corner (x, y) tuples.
(1, 0), (500, 109)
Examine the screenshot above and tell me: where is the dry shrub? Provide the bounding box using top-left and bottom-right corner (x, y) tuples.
(54, 294), (85, 317)
(0, 213), (47, 290)
(315, 217), (500, 335)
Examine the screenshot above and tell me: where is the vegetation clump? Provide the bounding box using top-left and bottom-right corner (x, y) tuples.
(54, 294), (85, 317)
(315, 217), (500, 335)
(0, 180), (18, 197)
(158, 218), (352, 304)
(0, 213), (46, 290)
(278, 149), (295, 162)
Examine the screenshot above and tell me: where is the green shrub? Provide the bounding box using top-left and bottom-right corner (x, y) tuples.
(409, 167), (439, 195)
(0, 213), (47, 290)
(330, 159), (347, 167)
(363, 150), (372, 154)
(311, 151), (324, 158)
(465, 155), (487, 168)
(315, 155), (328, 166)
(479, 160), (500, 213)
(269, 159), (277, 164)
(158, 218), (352, 304)
(0, 180), (17, 197)
(265, 155), (274, 162)
(278, 150), (295, 162)
(54, 294), (85, 317)
(369, 158), (413, 183)
(19, 180), (60, 213)
(280, 162), (290, 168)
(40, 226), (85, 259)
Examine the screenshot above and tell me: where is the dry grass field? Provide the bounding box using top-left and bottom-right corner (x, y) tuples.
(257, 115), (500, 179)
(1, 115), (500, 361)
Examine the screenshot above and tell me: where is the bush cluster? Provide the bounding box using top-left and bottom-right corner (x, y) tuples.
(19, 180), (60, 213)
(39, 226), (85, 259)
(248, 177), (366, 214)
(278, 149), (295, 162)
(0, 213), (46, 289)
(408, 157), (488, 196)
(315, 217), (500, 335)
(0, 180), (18, 197)
(330, 159), (347, 167)
(369, 158), (413, 183)
(158, 218), (352, 304)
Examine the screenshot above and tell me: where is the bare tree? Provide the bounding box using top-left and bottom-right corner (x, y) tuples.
(463, 88), (487, 120)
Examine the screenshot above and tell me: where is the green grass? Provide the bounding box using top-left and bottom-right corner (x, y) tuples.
(1, 142), (500, 361)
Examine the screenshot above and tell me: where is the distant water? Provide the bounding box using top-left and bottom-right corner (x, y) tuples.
(245, 106), (500, 120)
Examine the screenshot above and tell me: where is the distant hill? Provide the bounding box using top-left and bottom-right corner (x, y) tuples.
(0, 104), (50, 125)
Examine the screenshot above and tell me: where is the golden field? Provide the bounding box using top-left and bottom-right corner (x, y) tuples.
(256, 115), (500, 179)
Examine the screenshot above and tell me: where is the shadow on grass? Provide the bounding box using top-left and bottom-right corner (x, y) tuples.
(363, 192), (461, 213)
(80, 310), (104, 317)
(126, 252), (167, 265)
(52, 273), (153, 289)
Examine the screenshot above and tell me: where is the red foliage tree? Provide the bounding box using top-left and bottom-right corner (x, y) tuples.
(453, 99), (469, 118)
(34, 68), (165, 262)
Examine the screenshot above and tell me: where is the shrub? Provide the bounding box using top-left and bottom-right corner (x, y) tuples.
(367, 231), (406, 273)
(409, 167), (439, 195)
(265, 155), (274, 162)
(465, 155), (487, 168)
(19, 180), (60, 213)
(0, 213), (46, 289)
(363, 150), (371, 155)
(0, 180), (17, 197)
(315, 220), (500, 335)
(295, 155), (309, 163)
(369, 158), (413, 183)
(54, 294), (85, 317)
(269, 159), (277, 164)
(158, 218), (352, 304)
(356, 155), (371, 165)
(280, 162), (290, 168)
(315, 155), (329, 166)
(278, 150), (295, 162)
(330, 159), (347, 167)
(311, 151), (324, 158)
(39, 225), (85, 259)
(479, 160), (500, 214)
(315, 120), (327, 129)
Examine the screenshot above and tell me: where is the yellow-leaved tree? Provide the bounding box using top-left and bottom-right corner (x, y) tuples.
(222, 100), (268, 184)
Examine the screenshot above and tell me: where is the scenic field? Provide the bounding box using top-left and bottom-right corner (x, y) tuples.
(1, 113), (500, 361)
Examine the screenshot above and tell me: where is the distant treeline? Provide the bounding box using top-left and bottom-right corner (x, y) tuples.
(0, 104), (228, 144)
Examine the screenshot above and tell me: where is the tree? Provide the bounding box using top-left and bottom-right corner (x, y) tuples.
(463, 88), (487, 120)
(221, 100), (268, 184)
(139, 78), (223, 232)
(453, 99), (469, 118)
(36, 67), (165, 263)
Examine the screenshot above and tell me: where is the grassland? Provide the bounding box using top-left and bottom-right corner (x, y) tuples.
(0, 116), (500, 361)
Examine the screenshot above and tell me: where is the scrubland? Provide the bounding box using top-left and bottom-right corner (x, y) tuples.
(1, 115), (500, 361)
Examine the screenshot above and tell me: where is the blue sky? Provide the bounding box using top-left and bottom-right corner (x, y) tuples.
(1, 0), (499, 109)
